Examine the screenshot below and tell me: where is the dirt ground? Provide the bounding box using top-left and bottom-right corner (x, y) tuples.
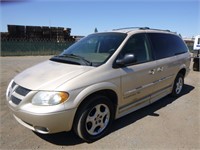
(0, 56), (200, 150)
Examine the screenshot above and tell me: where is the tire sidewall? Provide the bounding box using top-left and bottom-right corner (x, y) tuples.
(74, 95), (114, 142)
(171, 73), (184, 97)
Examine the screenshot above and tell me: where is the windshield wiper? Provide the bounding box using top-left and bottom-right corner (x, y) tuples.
(50, 56), (81, 65)
(60, 54), (92, 66)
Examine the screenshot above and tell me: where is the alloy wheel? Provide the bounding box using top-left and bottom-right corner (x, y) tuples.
(85, 104), (110, 136)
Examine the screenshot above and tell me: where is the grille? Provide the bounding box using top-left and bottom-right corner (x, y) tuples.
(15, 86), (31, 96)
(11, 81), (17, 88)
(9, 82), (31, 105)
(11, 95), (21, 105)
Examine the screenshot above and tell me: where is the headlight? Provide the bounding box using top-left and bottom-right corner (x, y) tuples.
(32, 91), (69, 106)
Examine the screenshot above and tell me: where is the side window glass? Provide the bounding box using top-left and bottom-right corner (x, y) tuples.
(120, 34), (152, 64)
(148, 33), (188, 60)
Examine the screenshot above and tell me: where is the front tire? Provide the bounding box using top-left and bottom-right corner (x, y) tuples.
(73, 95), (114, 142)
(171, 73), (184, 97)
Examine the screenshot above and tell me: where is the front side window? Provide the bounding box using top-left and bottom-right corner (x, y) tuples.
(50, 33), (127, 66)
(118, 33), (152, 64)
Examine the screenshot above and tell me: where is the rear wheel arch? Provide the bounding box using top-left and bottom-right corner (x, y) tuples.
(178, 68), (186, 78)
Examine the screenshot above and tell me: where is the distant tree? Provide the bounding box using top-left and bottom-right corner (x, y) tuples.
(94, 27), (98, 33)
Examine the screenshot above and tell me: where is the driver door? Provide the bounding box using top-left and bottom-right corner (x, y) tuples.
(117, 33), (157, 113)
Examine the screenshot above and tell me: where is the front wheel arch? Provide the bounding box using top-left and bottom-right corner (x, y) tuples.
(74, 89), (118, 119)
(73, 94), (115, 142)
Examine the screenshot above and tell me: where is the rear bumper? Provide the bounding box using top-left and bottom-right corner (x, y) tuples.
(9, 107), (77, 134)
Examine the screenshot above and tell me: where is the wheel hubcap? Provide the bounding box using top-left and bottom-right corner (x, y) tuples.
(175, 77), (183, 94)
(86, 104), (110, 136)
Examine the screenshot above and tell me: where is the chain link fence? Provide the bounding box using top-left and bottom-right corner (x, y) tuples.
(1, 40), (74, 56)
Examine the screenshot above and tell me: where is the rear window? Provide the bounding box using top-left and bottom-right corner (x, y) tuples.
(148, 33), (188, 60)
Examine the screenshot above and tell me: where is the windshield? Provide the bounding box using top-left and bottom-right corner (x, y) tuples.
(50, 32), (127, 66)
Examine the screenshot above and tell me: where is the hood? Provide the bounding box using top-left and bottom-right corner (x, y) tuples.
(14, 60), (93, 91)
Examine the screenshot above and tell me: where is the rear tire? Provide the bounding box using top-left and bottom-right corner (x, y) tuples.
(73, 95), (114, 142)
(171, 73), (184, 97)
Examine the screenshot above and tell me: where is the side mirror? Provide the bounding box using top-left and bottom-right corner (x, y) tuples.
(115, 53), (137, 67)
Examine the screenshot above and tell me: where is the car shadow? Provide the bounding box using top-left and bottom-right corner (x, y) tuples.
(110, 84), (194, 132)
(34, 130), (84, 146)
(34, 84), (194, 146)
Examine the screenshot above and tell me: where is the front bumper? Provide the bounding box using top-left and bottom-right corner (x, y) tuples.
(6, 80), (77, 134)
(9, 106), (77, 134)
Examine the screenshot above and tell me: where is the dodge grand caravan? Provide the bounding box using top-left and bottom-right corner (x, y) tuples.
(6, 27), (191, 142)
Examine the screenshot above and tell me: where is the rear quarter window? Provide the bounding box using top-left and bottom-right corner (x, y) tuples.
(148, 33), (188, 60)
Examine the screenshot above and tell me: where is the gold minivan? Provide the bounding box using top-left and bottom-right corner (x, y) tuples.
(6, 27), (191, 142)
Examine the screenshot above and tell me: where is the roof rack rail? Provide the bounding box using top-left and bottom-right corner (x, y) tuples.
(113, 27), (172, 32)
(149, 28), (171, 32)
(112, 27), (150, 31)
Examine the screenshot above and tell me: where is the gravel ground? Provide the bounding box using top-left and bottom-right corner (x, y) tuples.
(0, 56), (200, 150)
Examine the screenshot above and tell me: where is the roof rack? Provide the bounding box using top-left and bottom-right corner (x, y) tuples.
(112, 27), (149, 31)
(113, 27), (171, 32)
(149, 28), (171, 32)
